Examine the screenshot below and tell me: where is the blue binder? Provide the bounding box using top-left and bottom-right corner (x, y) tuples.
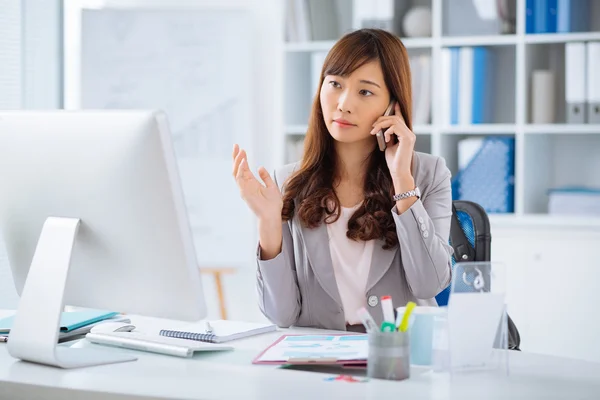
(450, 47), (460, 125)
(557, 0), (590, 32)
(526, 0), (535, 33)
(452, 137), (515, 214)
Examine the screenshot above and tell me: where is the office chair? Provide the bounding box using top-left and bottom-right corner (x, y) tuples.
(436, 200), (521, 351)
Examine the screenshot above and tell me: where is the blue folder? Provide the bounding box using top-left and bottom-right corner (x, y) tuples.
(0, 310), (118, 335)
(452, 136), (515, 214)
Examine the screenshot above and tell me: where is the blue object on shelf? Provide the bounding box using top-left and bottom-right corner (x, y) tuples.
(557, 0), (590, 33)
(472, 47), (493, 124)
(451, 136), (515, 214)
(547, 0), (558, 33)
(534, 0), (551, 33)
(450, 47), (460, 125)
(526, 0), (536, 33)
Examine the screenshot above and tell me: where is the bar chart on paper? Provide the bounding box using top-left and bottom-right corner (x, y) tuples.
(255, 335), (369, 363)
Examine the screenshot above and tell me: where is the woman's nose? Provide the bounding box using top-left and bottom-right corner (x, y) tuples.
(337, 91), (352, 114)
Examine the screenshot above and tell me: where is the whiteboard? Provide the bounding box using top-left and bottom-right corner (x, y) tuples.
(78, 8), (256, 268)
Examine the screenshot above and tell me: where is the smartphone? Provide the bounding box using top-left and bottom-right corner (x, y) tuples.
(376, 101), (395, 151)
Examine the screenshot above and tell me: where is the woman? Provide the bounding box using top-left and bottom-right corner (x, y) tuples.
(232, 29), (453, 332)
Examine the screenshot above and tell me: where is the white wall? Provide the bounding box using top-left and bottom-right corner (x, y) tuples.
(493, 222), (600, 363)
(0, 0), (283, 320)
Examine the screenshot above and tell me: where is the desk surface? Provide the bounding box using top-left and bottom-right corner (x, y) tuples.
(0, 314), (599, 400)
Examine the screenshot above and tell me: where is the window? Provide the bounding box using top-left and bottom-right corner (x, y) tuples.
(0, 0), (23, 109)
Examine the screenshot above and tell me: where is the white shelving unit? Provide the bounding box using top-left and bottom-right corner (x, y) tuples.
(282, 0), (600, 226)
(280, 0), (600, 363)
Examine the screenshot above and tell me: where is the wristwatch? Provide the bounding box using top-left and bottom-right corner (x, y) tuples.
(393, 187), (421, 201)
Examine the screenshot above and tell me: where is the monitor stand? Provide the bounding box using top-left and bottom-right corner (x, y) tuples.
(6, 217), (137, 368)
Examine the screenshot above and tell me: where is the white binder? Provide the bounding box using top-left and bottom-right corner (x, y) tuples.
(565, 42), (587, 123)
(441, 48), (452, 126)
(586, 42), (600, 124)
(459, 47), (473, 125)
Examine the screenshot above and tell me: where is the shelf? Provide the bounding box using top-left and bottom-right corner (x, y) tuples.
(285, 41), (335, 52)
(441, 35), (517, 47)
(285, 36), (434, 52)
(524, 124), (600, 135)
(440, 124), (516, 134)
(489, 214), (600, 229)
(524, 31), (600, 44)
(400, 37), (434, 49)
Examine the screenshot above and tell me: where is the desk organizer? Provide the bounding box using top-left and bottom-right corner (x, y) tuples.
(367, 330), (410, 381)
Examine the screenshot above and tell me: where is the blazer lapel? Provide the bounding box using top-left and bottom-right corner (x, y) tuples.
(365, 239), (398, 292)
(297, 219), (343, 309)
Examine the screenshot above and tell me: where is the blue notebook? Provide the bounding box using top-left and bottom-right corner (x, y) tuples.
(0, 310), (118, 335)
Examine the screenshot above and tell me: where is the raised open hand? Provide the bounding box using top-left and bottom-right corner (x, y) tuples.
(232, 144), (283, 223)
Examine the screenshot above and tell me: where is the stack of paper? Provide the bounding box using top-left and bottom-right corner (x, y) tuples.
(548, 187), (600, 216)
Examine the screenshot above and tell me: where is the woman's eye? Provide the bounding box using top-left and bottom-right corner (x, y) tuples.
(359, 89), (373, 96)
(329, 80), (341, 88)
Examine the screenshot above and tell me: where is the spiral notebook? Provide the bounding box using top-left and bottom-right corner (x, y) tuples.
(159, 320), (277, 344)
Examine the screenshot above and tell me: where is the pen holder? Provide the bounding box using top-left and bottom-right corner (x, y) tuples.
(367, 330), (410, 381)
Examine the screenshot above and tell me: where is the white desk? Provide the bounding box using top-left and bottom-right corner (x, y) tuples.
(1, 315), (599, 400)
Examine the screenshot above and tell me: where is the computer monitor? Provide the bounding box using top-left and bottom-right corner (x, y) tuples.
(0, 110), (206, 368)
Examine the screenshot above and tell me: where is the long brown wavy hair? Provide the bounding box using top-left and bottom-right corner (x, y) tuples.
(282, 29), (412, 249)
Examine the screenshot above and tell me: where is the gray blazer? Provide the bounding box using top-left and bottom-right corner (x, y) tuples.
(256, 151), (453, 330)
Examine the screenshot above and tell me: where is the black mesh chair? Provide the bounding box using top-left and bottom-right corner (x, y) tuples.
(436, 200), (521, 351)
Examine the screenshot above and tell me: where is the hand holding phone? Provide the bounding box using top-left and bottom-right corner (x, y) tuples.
(376, 101), (395, 151)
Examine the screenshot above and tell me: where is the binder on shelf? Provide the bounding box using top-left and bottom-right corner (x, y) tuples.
(547, 0), (558, 33)
(586, 42), (600, 124)
(472, 47), (493, 124)
(557, 0), (590, 33)
(441, 48), (453, 126)
(534, 0), (550, 33)
(410, 54), (431, 125)
(450, 47), (460, 125)
(306, 0), (339, 41)
(292, 0), (311, 41)
(459, 47), (473, 125)
(526, 0), (535, 33)
(452, 136), (515, 214)
(449, 46), (494, 125)
(565, 42), (587, 123)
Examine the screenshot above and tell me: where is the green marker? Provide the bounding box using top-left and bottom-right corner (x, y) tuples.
(380, 321), (396, 332)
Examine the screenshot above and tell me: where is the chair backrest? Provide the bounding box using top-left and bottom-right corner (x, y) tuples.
(436, 200), (521, 351)
(435, 200), (491, 306)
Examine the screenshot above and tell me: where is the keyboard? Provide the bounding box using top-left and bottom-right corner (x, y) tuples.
(85, 331), (233, 357)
